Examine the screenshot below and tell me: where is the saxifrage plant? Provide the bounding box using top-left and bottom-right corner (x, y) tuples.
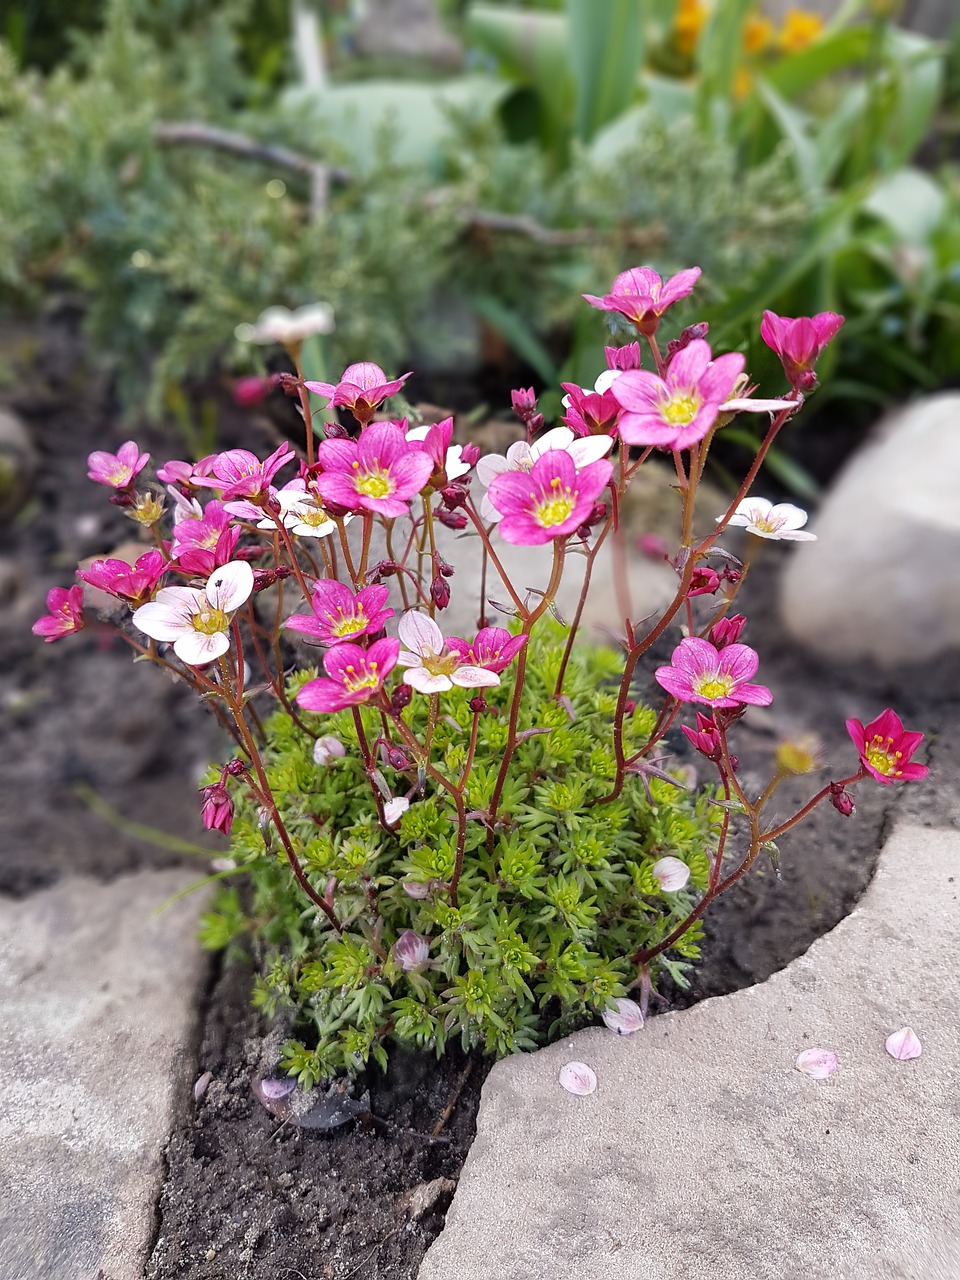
(35, 270), (928, 1083)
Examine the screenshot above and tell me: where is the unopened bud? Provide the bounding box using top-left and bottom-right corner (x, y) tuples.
(322, 419), (350, 439)
(367, 559), (399, 582)
(437, 508), (467, 530)
(461, 443), (481, 467)
(431, 575), (451, 610)
(233, 374), (279, 406)
(386, 746), (410, 771)
(637, 533), (670, 561)
(390, 684), (413, 714)
(440, 483), (468, 510)
(199, 781), (234, 836)
(253, 565), (294, 591)
(313, 735), (346, 766)
(829, 782), (855, 816)
(666, 322), (710, 362)
(604, 342), (641, 371)
(468, 695), (488, 714)
(511, 387), (538, 420)
(651, 856), (691, 892)
(708, 614), (746, 648)
(224, 758), (247, 777)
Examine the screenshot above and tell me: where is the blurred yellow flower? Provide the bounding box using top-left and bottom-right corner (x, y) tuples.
(732, 66), (754, 101)
(674, 0), (709, 56)
(743, 12), (774, 55)
(779, 8), (824, 53)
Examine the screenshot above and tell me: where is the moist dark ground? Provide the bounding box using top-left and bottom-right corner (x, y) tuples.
(2, 303), (957, 1280)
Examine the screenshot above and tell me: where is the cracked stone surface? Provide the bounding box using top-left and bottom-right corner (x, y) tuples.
(0, 870), (210, 1280)
(420, 823), (960, 1280)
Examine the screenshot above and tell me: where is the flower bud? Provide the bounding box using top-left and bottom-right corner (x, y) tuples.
(322, 419), (350, 440)
(461, 443), (481, 468)
(604, 342), (641, 371)
(440, 483), (468, 510)
(651, 856), (691, 892)
(224, 758), (247, 777)
(637, 533), (670, 561)
(666, 322), (710, 362)
(233, 374), (279, 406)
(681, 712), (723, 761)
(829, 782), (855, 816)
(437, 508), (467, 530)
(393, 929), (430, 971)
(367, 559), (399, 582)
(390, 684), (413, 714)
(708, 614), (746, 649)
(511, 387), (538, 420)
(687, 567), (721, 597)
(199, 781), (234, 835)
(468, 695), (488, 714)
(313, 735), (346, 766)
(386, 746), (410, 771)
(431, 574), (451, 610)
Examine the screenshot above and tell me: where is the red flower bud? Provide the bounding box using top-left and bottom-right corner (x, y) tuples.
(437, 508), (467, 530)
(468, 695), (488, 714)
(431, 575), (451, 610)
(390, 684), (413, 714)
(367, 559), (399, 582)
(199, 781), (234, 835)
(511, 387), (538, 420)
(440, 483), (469, 510)
(687, 567), (721, 597)
(386, 746), (410, 771)
(708, 614), (746, 649)
(829, 782), (855, 816)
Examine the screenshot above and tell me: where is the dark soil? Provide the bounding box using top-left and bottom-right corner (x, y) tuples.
(1, 302), (955, 1279)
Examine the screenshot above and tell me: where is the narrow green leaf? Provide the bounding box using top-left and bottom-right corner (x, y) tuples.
(567, 0), (644, 143)
(471, 293), (559, 385)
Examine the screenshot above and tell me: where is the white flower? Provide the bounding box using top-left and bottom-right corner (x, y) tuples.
(396, 611), (500, 694)
(601, 997), (644, 1035)
(795, 1047), (838, 1080)
(313, 735), (346, 766)
(405, 424), (471, 481)
(240, 302), (335, 347)
(651, 856), (691, 893)
(720, 395), (797, 414)
(723, 497), (816, 542)
(133, 560), (254, 665)
(474, 426), (614, 523)
(559, 1061), (597, 1096)
(383, 796), (410, 827)
(885, 1027), (922, 1061)
(256, 479), (349, 539)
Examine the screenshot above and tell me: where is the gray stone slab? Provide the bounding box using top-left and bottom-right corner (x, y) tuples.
(420, 823), (960, 1280)
(0, 871), (210, 1280)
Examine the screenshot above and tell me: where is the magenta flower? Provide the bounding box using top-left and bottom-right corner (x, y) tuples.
(406, 417), (472, 484)
(32, 585), (85, 642)
(199, 779), (234, 835)
(486, 449), (613, 546)
(296, 637), (400, 713)
(680, 711), (723, 760)
(284, 579), (394, 645)
(397, 612), (500, 694)
(132, 560), (254, 665)
(156, 456), (218, 488)
(560, 382), (623, 439)
(612, 339), (745, 449)
(315, 422), (434, 517)
(845, 709), (928, 785)
(305, 362), (411, 425)
(172, 500), (235, 557)
(195, 443), (295, 503)
(761, 310), (844, 391)
(87, 440), (150, 489)
(583, 266), (701, 335)
(655, 637), (772, 709)
(447, 626), (528, 675)
(708, 614), (746, 649)
(76, 550), (167, 606)
(604, 342), (642, 371)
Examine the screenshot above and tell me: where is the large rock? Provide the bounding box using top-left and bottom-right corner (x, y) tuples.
(780, 393), (960, 665)
(420, 823), (960, 1279)
(0, 871), (210, 1280)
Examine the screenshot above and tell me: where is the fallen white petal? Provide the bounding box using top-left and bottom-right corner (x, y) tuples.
(559, 1061), (597, 1096)
(885, 1027), (922, 1061)
(383, 797), (410, 827)
(795, 1047), (838, 1080)
(602, 997), (644, 1035)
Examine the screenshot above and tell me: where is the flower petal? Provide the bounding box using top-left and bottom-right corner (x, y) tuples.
(601, 998), (644, 1035)
(885, 1027), (922, 1061)
(398, 610), (444, 656)
(795, 1047), (838, 1080)
(206, 560), (254, 612)
(559, 1061), (597, 1096)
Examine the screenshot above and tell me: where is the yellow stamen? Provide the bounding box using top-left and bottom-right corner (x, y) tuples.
(533, 476), (576, 528)
(694, 672), (734, 701)
(865, 733), (904, 778)
(661, 392), (700, 426)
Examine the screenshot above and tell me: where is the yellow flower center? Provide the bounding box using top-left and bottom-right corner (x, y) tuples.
(661, 392), (700, 426)
(343, 660), (380, 693)
(331, 606), (366, 638)
(694, 672), (734, 701)
(752, 514), (784, 533)
(192, 604), (229, 636)
(420, 648), (459, 678)
(352, 459), (393, 499)
(533, 476), (576, 528)
(865, 734), (903, 777)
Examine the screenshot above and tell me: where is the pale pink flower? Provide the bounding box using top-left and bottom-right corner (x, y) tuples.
(306, 362), (410, 424)
(885, 1027), (922, 1061)
(486, 449), (613, 546)
(761, 310), (844, 391)
(795, 1047), (838, 1080)
(393, 929), (430, 970)
(612, 339), (744, 450)
(397, 612), (500, 694)
(583, 266), (701, 336)
(244, 302), (335, 347)
(845, 709), (928, 785)
(132, 560), (254, 665)
(601, 998), (644, 1035)
(315, 422), (434, 517)
(296, 637), (400, 713)
(475, 426), (613, 523)
(559, 1062), (597, 1095)
(285, 579), (394, 645)
(313, 735), (346, 765)
(255, 479), (348, 539)
(655, 637), (772, 708)
(724, 497), (816, 541)
(32, 585), (85, 642)
(383, 796), (410, 828)
(651, 856), (691, 892)
(87, 440), (150, 489)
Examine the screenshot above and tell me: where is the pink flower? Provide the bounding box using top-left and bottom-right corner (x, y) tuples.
(87, 441), (150, 489)
(655, 637), (772, 708)
(680, 711), (723, 760)
(284, 579), (394, 644)
(560, 381), (623, 438)
(604, 342), (642, 371)
(651, 856), (691, 892)
(612, 340), (745, 449)
(156, 456), (218, 487)
(475, 427), (613, 524)
(172, 500), (235, 558)
(393, 929), (430, 971)
(845, 709), (928, 785)
(446, 626), (528, 674)
(583, 266), (701, 336)
(196, 443), (295, 503)
(132, 560), (254, 665)
(707, 614), (746, 649)
(233, 374), (280, 406)
(315, 422), (434, 518)
(76, 550), (167, 606)
(32, 585), (85, 642)
(725, 497), (816, 541)
(199, 780), (234, 835)
(305, 362), (411, 425)
(486, 449), (613, 546)
(296, 637), (400, 713)
(397, 612), (501, 694)
(406, 417), (472, 484)
(687, 566), (720, 597)
(761, 310), (844, 391)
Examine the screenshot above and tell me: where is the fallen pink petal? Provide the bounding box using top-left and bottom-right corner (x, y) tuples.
(795, 1048), (839, 1080)
(601, 998), (644, 1035)
(885, 1027), (922, 1061)
(559, 1062), (597, 1096)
